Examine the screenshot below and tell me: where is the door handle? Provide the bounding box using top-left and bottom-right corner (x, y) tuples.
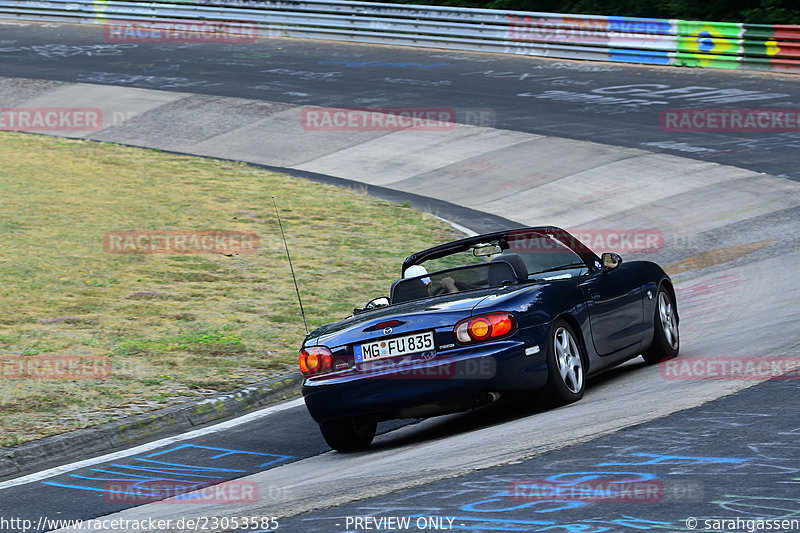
(587, 289), (601, 300)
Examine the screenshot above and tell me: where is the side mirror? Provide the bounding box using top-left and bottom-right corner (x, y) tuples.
(601, 252), (622, 271)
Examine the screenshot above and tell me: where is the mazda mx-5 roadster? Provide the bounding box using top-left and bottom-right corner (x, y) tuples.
(298, 226), (679, 451)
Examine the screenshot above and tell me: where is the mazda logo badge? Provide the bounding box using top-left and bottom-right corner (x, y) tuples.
(383, 327), (393, 335)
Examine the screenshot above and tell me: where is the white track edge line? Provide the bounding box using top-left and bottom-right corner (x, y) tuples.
(0, 397), (306, 491)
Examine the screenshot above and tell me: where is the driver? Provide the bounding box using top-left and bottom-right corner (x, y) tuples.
(404, 265), (458, 294)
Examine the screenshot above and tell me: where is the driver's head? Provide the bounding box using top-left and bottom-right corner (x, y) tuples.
(403, 264), (430, 286)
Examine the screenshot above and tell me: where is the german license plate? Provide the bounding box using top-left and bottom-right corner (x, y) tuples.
(354, 331), (435, 363)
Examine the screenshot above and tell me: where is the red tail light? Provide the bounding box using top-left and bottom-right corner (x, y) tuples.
(454, 312), (516, 344)
(299, 346), (333, 376)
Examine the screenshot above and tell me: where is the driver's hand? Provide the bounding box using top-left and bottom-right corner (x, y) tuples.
(439, 277), (458, 293)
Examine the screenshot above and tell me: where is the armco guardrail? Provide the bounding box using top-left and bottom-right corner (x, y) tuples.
(0, 0), (798, 73)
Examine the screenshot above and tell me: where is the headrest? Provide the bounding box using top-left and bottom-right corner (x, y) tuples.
(390, 277), (430, 304)
(490, 253), (528, 282)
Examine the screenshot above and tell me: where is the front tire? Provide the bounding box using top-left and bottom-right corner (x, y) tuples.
(642, 287), (679, 364)
(543, 319), (585, 407)
(319, 417), (376, 452)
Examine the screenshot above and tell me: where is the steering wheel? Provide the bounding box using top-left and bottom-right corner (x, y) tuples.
(431, 281), (470, 295)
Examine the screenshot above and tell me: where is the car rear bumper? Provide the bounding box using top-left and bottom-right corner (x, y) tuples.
(302, 339), (548, 423)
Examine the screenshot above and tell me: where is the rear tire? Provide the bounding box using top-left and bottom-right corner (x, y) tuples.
(543, 319), (585, 407)
(642, 287), (679, 364)
(319, 417), (376, 452)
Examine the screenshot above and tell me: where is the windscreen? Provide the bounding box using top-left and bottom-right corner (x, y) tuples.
(506, 230), (588, 278)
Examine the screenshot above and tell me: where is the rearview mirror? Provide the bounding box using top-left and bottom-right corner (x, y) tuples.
(473, 244), (502, 257)
(601, 252), (622, 271)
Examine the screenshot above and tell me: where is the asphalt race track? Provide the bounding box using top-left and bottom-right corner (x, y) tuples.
(280, 378), (800, 533)
(1, 19), (799, 533)
(2, 23), (800, 180)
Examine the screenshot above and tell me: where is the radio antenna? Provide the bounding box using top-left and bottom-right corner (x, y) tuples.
(272, 196), (309, 335)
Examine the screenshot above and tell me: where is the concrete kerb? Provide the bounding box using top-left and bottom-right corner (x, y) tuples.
(0, 371), (303, 480)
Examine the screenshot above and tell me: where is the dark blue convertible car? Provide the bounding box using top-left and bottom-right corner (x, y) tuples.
(299, 226), (679, 451)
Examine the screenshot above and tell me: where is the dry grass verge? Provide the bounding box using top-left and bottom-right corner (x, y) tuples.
(0, 132), (461, 446)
